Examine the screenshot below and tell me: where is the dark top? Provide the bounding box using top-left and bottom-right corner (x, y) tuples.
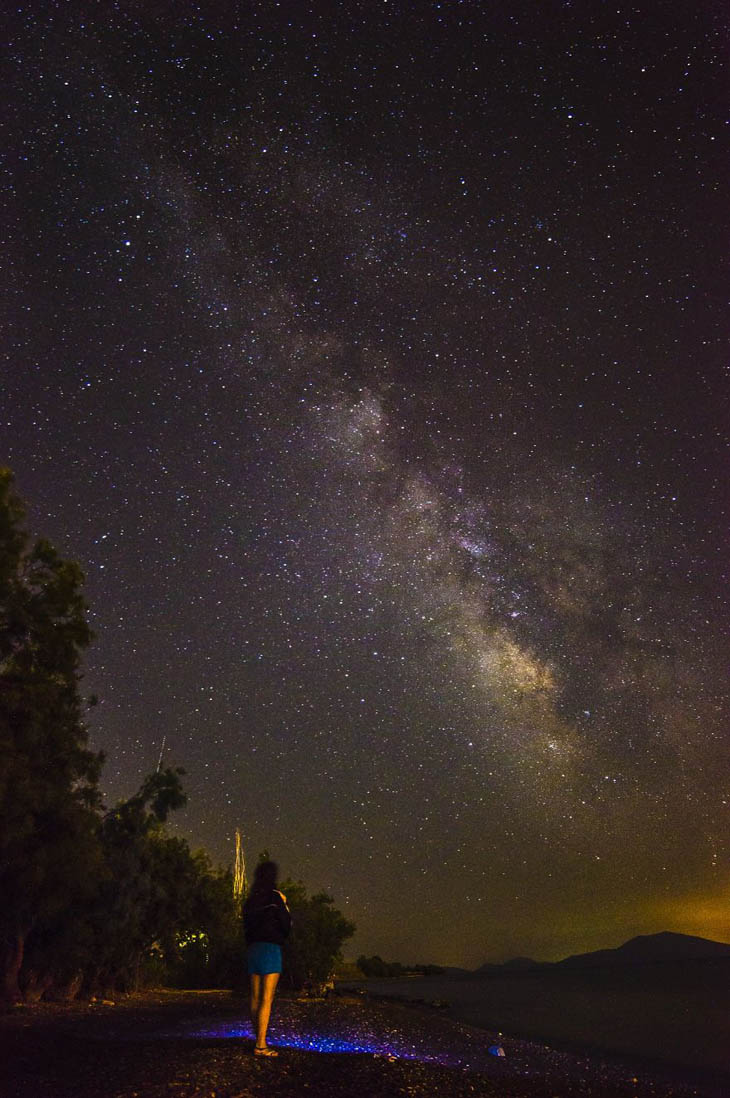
(243, 888), (291, 946)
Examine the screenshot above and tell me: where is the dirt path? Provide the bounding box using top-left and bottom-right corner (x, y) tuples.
(0, 989), (715, 1097)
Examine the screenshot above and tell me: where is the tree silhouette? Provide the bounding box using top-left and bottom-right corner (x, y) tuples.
(0, 469), (102, 1000)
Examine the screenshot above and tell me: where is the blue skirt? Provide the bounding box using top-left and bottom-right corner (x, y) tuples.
(247, 941), (283, 975)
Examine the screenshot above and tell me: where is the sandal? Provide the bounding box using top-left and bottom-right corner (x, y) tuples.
(254, 1046), (278, 1057)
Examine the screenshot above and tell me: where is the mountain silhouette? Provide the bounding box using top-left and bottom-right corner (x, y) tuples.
(557, 931), (730, 968)
(476, 932), (730, 973)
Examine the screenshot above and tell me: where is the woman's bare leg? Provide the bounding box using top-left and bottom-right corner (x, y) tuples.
(255, 972), (280, 1049)
(249, 973), (262, 1034)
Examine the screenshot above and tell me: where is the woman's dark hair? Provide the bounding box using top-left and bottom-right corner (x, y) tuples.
(244, 860), (278, 909)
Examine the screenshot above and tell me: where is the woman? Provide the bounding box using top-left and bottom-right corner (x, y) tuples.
(243, 860), (291, 1056)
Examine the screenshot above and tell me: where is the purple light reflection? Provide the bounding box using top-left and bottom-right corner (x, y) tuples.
(179, 1010), (497, 1070)
(192, 1020), (442, 1060)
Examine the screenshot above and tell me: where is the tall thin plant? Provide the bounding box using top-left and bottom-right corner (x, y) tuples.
(233, 829), (247, 914)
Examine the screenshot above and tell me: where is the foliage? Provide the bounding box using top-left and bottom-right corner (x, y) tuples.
(164, 852), (243, 988)
(357, 954), (402, 977)
(85, 767), (192, 991)
(21, 767), (242, 995)
(0, 468), (103, 1000)
(281, 880), (356, 988)
(357, 955), (444, 978)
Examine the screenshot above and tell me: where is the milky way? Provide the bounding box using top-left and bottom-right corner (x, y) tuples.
(4, 1), (728, 964)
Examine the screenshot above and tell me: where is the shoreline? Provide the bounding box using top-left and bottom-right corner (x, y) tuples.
(340, 968), (730, 1098)
(343, 984), (728, 1098)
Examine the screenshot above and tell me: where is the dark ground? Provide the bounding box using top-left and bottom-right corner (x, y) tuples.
(0, 989), (720, 1098)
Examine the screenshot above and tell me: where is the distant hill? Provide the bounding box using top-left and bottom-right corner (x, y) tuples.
(475, 955), (541, 974)
(557, 931), (730, 968)
(502, 955), (540, 970)
(475, 932), (730, 974)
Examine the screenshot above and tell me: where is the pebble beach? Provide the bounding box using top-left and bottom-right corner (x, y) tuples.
(0, 989), (718, 1098)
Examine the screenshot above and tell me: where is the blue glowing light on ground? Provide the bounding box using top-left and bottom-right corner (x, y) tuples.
(175, 1002), (501, 1071)
(191, 1019), (444, 1060)
(195, 1023), (428, 1057)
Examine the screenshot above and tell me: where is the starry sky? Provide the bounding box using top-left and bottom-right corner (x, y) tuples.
(4, 1), (728, 966)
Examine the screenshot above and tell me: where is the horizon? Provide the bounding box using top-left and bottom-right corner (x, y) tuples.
(344, 928), (730, 972)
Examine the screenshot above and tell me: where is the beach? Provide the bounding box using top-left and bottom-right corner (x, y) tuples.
(0, 988), (719, 1098)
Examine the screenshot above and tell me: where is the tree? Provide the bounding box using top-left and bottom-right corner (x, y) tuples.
(356, 954), (443, 978)
(281, 880), (356, 988)
(0, 469), (103, 1000)
(21, 765), (241, 997)
(85, 767), (192, 993)
(166, 852), (242, 988)
(357, 954), (398, 977)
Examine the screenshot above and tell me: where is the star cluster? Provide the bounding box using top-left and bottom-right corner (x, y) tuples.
(3, 1), (728, 964)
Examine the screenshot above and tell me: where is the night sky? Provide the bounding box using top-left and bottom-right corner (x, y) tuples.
(4, 1), (728, 967)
